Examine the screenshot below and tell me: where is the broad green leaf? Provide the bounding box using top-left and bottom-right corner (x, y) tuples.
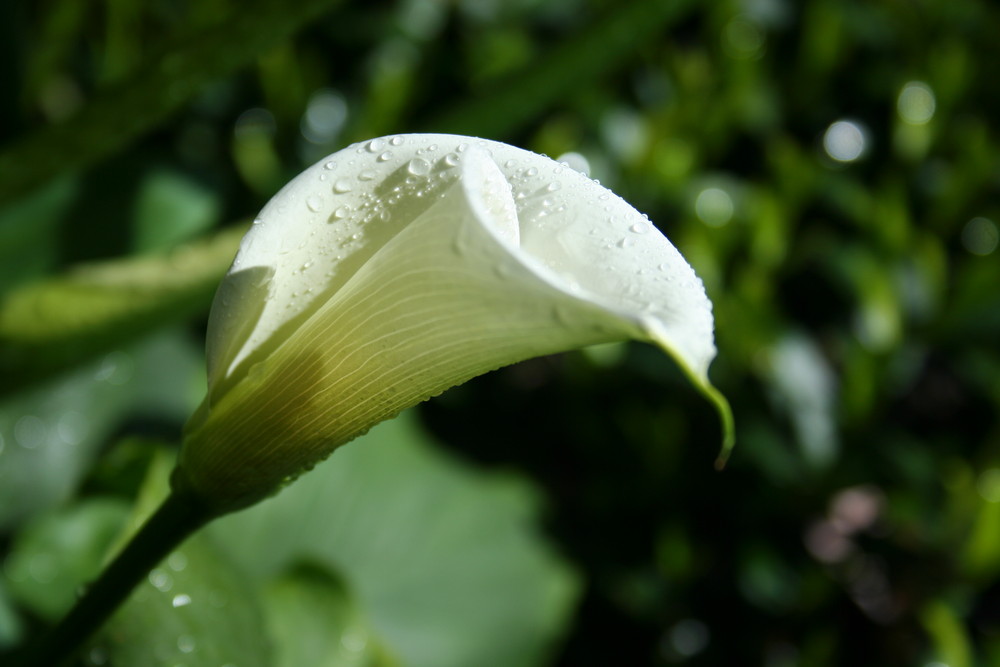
(264, 564), (397, 667)
(3, 499), (130, 620)
(93, 452), (272, 667)
(211, 412), (580, 667)
(0, 226), (242, 394)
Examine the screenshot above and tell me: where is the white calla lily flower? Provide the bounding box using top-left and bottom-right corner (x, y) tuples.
(174, 134), (732, 513)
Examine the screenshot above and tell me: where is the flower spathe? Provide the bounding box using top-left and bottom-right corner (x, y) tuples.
(174, 134), (733, 514)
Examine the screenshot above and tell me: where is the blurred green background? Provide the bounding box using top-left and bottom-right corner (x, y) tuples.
(2, 0), (1000, 665)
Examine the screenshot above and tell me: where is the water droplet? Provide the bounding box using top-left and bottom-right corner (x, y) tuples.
(617, 237), (633, 249)
(630, 222), (650, 234)
(252, 216), (262, 225)
(408, 157), (431, 175)
(365, 138), (384, 153)
(172, 593), (192, 608)
(526, 167), (538, 177)
(599, 193), (610, 201)
(333, 179), (352, 194)
(324, 160), (337, 170)
(341, 627), (369, 653)
(149, 569), (173, 592)
(358, 169), (376, 181)
(209, 590), (229, 608)
(167, 552), (188, 572)
(14, 415), (46, 449)
(306, 196), (322, 212)
(330, 206), (350, 221)
(553, 305), (574, 326)
(377, 151), (392, 162)
(546, 182), (561, 192)
(177, 635), (196, 653)
(453, 233), (469, 255)
(443, 153), (460, 167)
(390, 135), (404, 146)
(504, 159), (516, 168)
(457, 142), (468, 152)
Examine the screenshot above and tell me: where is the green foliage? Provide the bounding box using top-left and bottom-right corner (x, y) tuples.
(1, 0), (999, 664)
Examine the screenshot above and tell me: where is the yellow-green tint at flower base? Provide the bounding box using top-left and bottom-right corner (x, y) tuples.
(176, 135), (731, 514)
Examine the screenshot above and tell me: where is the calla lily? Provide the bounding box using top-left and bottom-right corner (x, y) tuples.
(173, 134), (732, 514)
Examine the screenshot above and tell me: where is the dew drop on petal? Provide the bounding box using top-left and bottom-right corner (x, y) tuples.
(366, 138), (384, 153)
(390, 135), (404, 146)
(377, 151), (392, 162)
(331, 205), (350, 221)
(630, 222), (650, 234)
(333, 179), (352, 194)
(172, 593), (192, 608)
(407, 157), (431, 175)
(323, 160), (337, 170)
(457, 142), (469, 152)
(306, 196), (322, 212)
(358, 170), (376, 181)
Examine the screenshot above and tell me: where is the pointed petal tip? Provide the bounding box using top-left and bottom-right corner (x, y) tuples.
(702, 381), (735, 470)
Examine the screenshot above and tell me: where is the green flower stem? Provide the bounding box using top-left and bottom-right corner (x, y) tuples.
(14, 490), (213, 667)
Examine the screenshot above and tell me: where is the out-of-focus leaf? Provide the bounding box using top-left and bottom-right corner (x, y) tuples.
(265, 564), (397, 667)
(761, 334), (838, 469)
(0, 577), (23, 651)
(0, 225), (242, 394)
(132, 169), (221, 253)
(2, 498), (130, 620)
(424, 0), (697, 138)
(921, 600), (973, 667)
(211, 411), (580, 667)
(0, 177), (77, 291)
(0, 331), (203, 529)
(93, 451), (272, 667)
(0, 0), (345, 208)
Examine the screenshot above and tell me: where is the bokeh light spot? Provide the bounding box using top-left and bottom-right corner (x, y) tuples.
(961, 217), (999, 256)
(823, 120), (867, 162)
(897, 81), (936, 125)
(695, 187), (734, 227)
(723, 17), (765, 60)
(301, 89), (348, 145)
(977, 468), (1000, 503)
